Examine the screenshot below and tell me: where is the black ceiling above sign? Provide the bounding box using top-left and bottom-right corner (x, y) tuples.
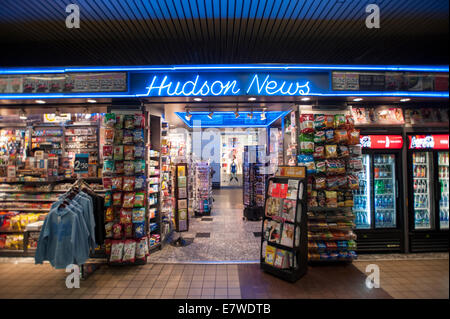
(0, 0), (448, 67)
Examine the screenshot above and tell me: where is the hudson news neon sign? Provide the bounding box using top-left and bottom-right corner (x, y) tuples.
(137, 74), (311, 97)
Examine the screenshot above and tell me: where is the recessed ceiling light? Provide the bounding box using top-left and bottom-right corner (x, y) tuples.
(353, 98), (363, 102)
(87, 99), (97, 103)
(248, 97), (257, 101)
(301, 97), (311, 101)
(400, 98), (411, 102)
(35, 100), (46, 104)
(193, 98), (202, 102)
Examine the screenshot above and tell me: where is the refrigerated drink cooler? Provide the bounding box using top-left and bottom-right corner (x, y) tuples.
(408, 134), (449, 252)
(353, 135), (404, 253)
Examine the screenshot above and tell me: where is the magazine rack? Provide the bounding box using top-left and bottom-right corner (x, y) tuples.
(171, 163), (191, 247)
(260, 175), (308, 282)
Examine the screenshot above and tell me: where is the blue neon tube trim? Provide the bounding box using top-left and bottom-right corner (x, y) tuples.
(0, 64), (448, 74)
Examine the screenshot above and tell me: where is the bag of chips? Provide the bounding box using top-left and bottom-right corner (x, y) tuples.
(110, 240), (124, 263)
(123, 176), (135, 191)
(105, 207), (114, 222)
(324, 115), (334, 129)
(134, 146), (145, 158)
(114, 145), (124, 161)
(344, 191), (354, 207)
(102, 177), (112, 190)
(134, 176), (145, 190)
(314, 130), (326, 144)
(349, 145), (362, 157)
(325, 191), (338, 208)
(134, 192), (145, 207)
(132, 207), (146, 223)
(133, 129), (145, 144)
(114, 129), (123, 144)
(337, 191), (345, 207)
(347, 158), (363, 171)
(113, 223), (122, 239)
(313, 146), (325, 159)
(135, 238), (147, 261)
(298, 154), (316, 174)
(103, 160), (114, 175)
(105, 239), (112, 255)
(300, 114), (314, 133)
(347, 175), (359, 190)
(345, 115), (355, 129)
(337, 145), (349, 158)
(335, 130), (349, 144)
(113, 192), (122, 206)
(103, 113), (116, 128)
(124, 115), (135, 129)
(115, 161), (124, 175)
(103, 145), (113, 160)
(123, 130), (133, 144)
(325, 129), (334, 143)
(112, 177), (123, 191)
(326, 176), (339, 190)
(308, 191), (318, 207)
(123, 146), (133, 161)
(134, 114), (145, 128)
(325, 145), (338, 159)
(315, 176), (326, 190)
(134, 222), (146, 238)
(115, 114), (124, 130)
(122, 240), (136, 263)
(105, 222), (114, 238)
(123, 223), (133, 238)
(348, 129), (360, 145)
(314, 114), (326, 130)
(336, 176), (348, 189)
(104, 128), (115, 144)
(316, 160), (326, 174)
(124, 161), (135, 175)
(104, 191), (112, 207)
(134, 159), (146, 174)
(120, 209), (132, 224)
(299, 134), (314, 153)
(123, 192), (135, 208)
(334, 114), (346, 129)
(317, 190), (326, 207)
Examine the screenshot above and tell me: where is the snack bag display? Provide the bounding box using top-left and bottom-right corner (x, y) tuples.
(103, 145), (113, 159)
(120, 209), (132, 224)
(134, 192), (145, 207)
(115, 161), (124, 174)
(110, 240), (124, 263)
(325, 129), (334, 143)
(123, 223), (133, 238)
(124, 161), (135, 175)
(102, 160), (114, 175)
(112, 177), (123, 190)
(124, 115), (135, 129)
(132, 208), (146, 223)
(134, 176), (145, 190)
(123, 176), (135, 191)
(122, 192), (135, 208)
(113, 192), (122, 206)
(112, 223), (122, 239)
(105, 207), (114, 222)
(122, 240), (136, 263)
(300, 114), (314, 133)
(314, 130), (326, 144)
(348, 129), (360, 145)
(123, 130), (133, 144)
(313, 146), (325, 159)
(133, 129), (145, 143)
(334, 114), (346, 129)
(124, 145), (134, 161)
(103, 113), (116, 128)
(299, 134), (314, 153)
(104, 128), (115, 144)
(114, 145), (124, 161)
(325, 145), (338, 158)
(314, 114), (326, 130)
(134, 222), (146, 238)
(335, 130), (349, 144)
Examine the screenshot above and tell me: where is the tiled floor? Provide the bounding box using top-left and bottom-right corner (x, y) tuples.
(0, 256), (447, 299)
(150, 188), (261, 262)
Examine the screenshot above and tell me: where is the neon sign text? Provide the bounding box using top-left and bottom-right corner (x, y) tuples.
(139, 74), (311, 97)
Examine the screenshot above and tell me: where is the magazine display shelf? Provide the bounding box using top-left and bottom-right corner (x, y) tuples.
(243, 145), (267, 220)
(260, 175), (308, 283)
(193, 161), (213, 217)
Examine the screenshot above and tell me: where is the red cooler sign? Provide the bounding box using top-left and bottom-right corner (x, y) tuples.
(408, 134), (449, 150)
(360, 135), (404, 149)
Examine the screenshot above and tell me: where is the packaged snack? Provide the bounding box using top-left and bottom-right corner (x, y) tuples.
(134, 222), (146, 238)
(115, 114), (123, 129)
(335, 130), (349, 144)
(124, 161), (135, 175)
(112, 177), (123, 191)
(313, 146), (325, 159)
(308, 191), (318, 207)
(317, 190), (326, 207)
(114, 129), (123, 144)
(325, 191), (338, 208)
(113, 223), (122, 239)
(120, 209), (132, 224)
(122, 240), (136, 263)
(337, 191), (345, 207)
(326, 160), (346, 175)
(135, 114), (145, 128)
(134, 176), (145, 190)
(124, 145), (134, 161)
(104, 191), (112, 207)
(124, 115), (135, 129)
(325, 145), (338, 159)
(115, 161), (124, 174)
(348, 158), (364, 171)
(134, 146), (145, 158)
(114, 145), (124, 161)
(123, 192), (135, 208)
(104, 128), (115, 144)
(105, 207), (114, 222)
(348, 129), (360, 145)
(134, 159), (146, 174)
(299, 134), (314, 153)
(325, 129), (334, 143)
(102, 160), (114, 175)
(314, 130), (326, 144)
(334, 114), (346, 129)
(337, 145), (349, 158)
(110, 240), (124, 263)
(316, 160), (326, 174)
(102, 177), (112, 190)
(325, 115), (334, 129)
(134, 192), (145, 207)
(103, 145), (113, 159)
(347, 175), (359, 190)
(105, 222), (114, 238)
(314, 114), (326, 130)
(132, 207), (146, 223)
(300, 114), (314, 133)
(345, 114), (355, 129)
(336, 176), (348, 189)
(344, 191), (354, 207)
(298, 154), (316, 174)
(133, 129), (145, 144)
(123, 176), (135, 191)
(315, 177), (326, 190)
(123, 130), (133, 144)
(103, 113), (116, 128)
(123, 223), (133, 238)
(135, 238), (147, 261)
(105, 239), (112, 255)
(349, 145), (362, 157)
(336, 160), (346, 175)
(326, 176), (339, 190)
(113, 192), (122, 206)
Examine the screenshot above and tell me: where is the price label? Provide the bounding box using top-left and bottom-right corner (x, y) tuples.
(74, 153), (89, 174)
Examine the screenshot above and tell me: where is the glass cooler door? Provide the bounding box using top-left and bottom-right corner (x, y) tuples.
(374, 154), (397, 228)
(412, 152), (433, 229)
(438, 152), (449, 230)
(353, 154), (371, 229)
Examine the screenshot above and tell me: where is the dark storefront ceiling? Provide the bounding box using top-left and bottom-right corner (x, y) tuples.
(0, 0), (448, 67)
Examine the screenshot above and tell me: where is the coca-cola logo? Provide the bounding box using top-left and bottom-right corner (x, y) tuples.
(360, 136), (371, 148)
(410, 135), (435, 149)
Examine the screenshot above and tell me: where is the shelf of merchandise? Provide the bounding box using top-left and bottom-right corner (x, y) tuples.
(193, 161), (213, 217)
(159, 121), (174, 245)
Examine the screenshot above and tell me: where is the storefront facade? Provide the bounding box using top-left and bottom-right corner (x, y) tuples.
(0, 64), (448, 267)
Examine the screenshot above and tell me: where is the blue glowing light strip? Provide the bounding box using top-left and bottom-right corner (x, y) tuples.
(0, 64), (448, 74)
